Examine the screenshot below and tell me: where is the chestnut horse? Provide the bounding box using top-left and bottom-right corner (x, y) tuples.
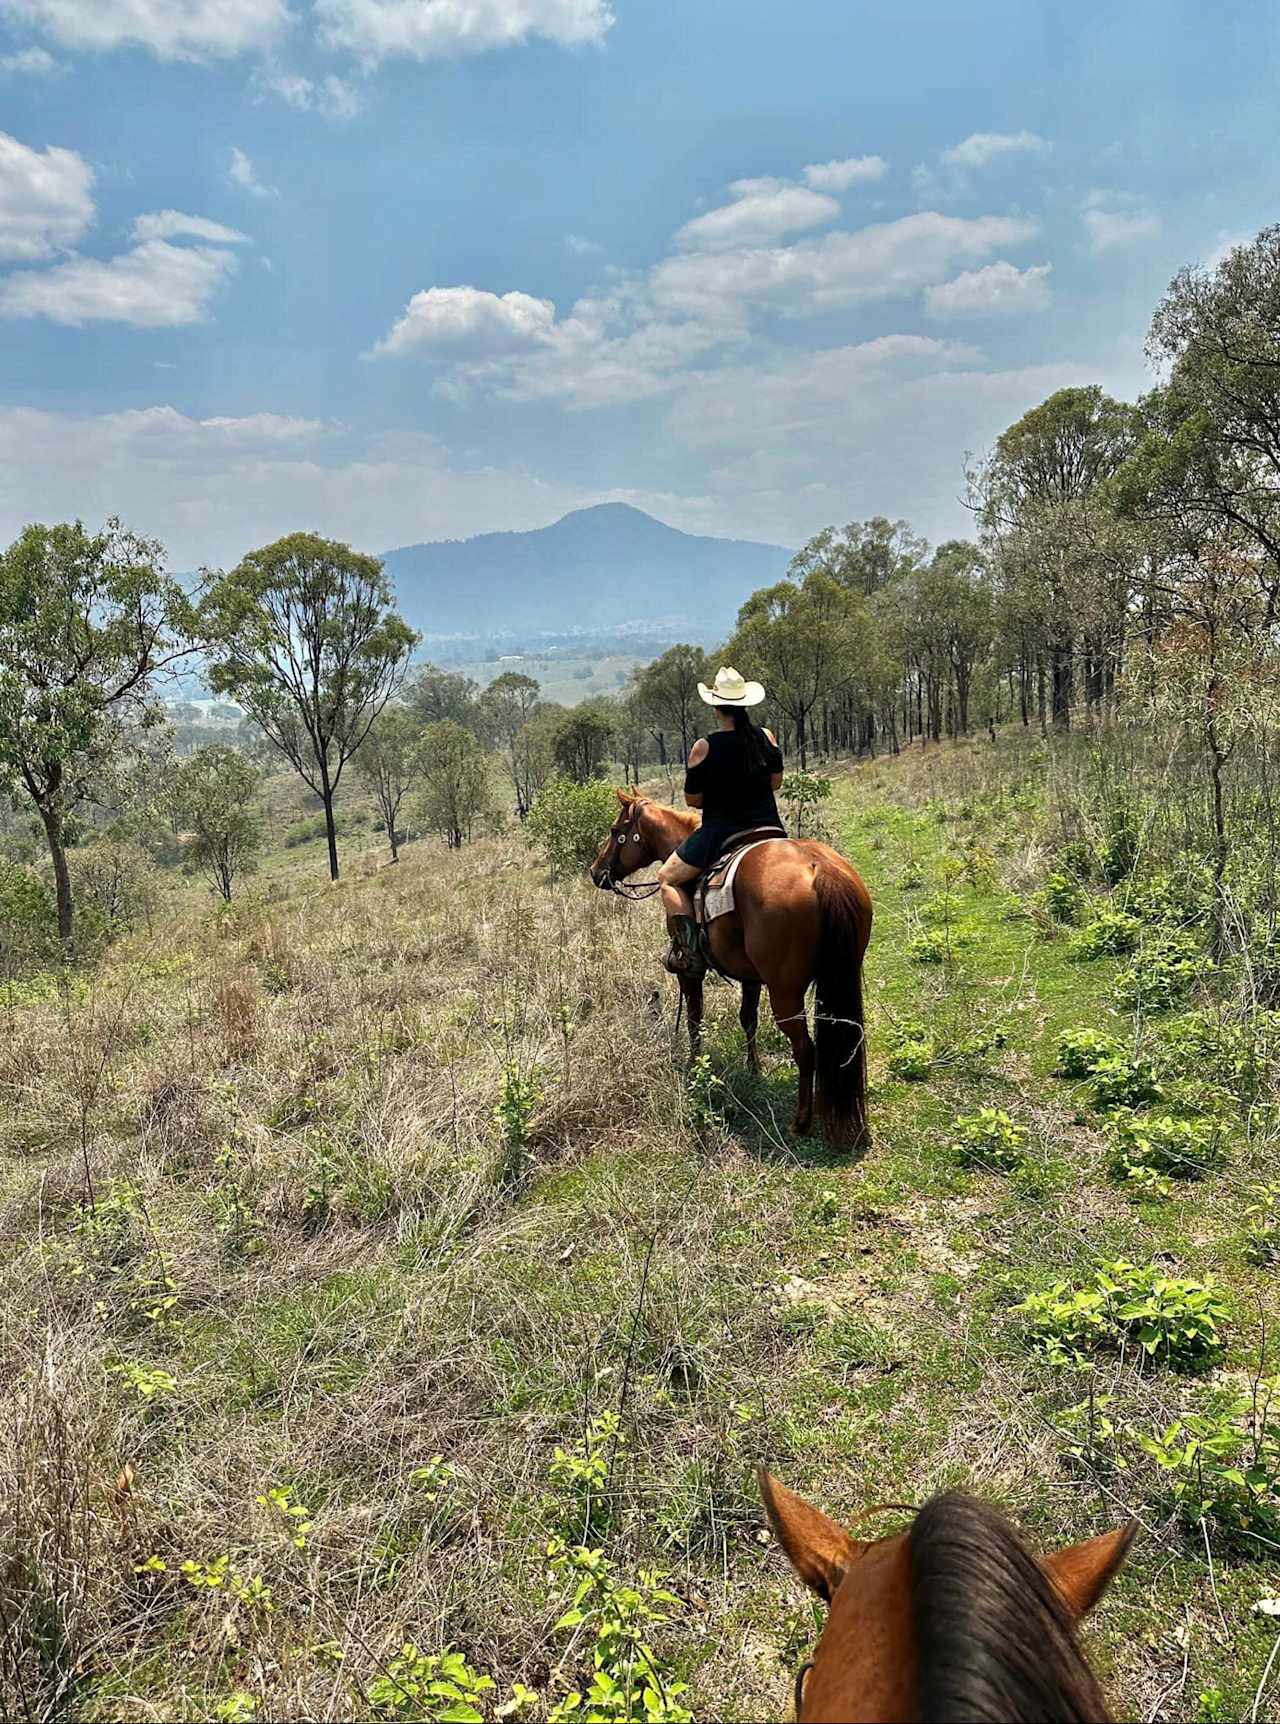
(758, 1466), (1137, 1723)
(589, 792), (872, 1147)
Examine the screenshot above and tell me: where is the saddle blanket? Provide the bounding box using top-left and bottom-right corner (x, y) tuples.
(698, 836), (784, 924)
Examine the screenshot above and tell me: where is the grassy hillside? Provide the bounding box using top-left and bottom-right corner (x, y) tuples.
(3, 734), (1279, 1722)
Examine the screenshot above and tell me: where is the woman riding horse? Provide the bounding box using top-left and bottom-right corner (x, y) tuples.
(658, 666), (784, 977)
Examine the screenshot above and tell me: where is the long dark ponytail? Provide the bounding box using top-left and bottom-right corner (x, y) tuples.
(716, 705), (770, 775)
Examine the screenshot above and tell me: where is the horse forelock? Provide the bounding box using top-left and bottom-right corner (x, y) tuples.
(908, 1494), (1112, 1724)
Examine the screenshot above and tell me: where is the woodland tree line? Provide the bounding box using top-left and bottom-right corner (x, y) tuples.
(4, 226), (1280, 952)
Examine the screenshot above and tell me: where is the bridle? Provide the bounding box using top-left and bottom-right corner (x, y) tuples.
(598, 800), (663, 900)
(793, 1658), (815, 1721)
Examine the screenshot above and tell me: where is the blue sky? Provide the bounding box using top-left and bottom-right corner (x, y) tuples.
(0, 0), (1277, 569)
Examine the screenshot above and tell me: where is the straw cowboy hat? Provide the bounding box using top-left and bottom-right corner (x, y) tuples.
(698, 666), (766, 708)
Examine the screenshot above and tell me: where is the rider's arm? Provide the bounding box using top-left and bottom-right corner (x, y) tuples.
(683, 737), (709, 809)
(764, 728), (784, 793)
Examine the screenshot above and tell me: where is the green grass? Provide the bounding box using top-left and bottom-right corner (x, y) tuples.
(2, 729), (1279, 1720)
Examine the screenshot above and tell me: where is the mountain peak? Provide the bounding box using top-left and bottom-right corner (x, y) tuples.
(381, 505), (789, 646)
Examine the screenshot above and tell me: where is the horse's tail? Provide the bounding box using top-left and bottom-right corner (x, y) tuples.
(813, 860), (871, 1149)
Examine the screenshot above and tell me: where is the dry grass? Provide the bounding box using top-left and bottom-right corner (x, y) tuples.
(1, 740), (1278, 1721)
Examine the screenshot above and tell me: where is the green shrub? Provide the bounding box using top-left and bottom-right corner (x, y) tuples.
(1139, 1384), (1280, 1551)
(368, 1647), (495, 1720)
(1114, 930), (1204, 1013)
(1042, 871), (1085, 926)
(1055, 1027), (1122, 1078)
(1245, 1184), (1280, 1267)
(282, 810), (367, 848)
(1069, 908), (1142, 961)
(885, 1018), (933, 1080)
(1105, 1110), (1225, 1186)
(1018, 1260), (1228, 1372)
(1088, 1052), (1165, 1110)
(527, 777), (620, 879)
(1098, 798), (1141, 884)
(1059, 839), (1096, 881)
(0, 860), (56, 965)
(950, 1107), (1026, 1173)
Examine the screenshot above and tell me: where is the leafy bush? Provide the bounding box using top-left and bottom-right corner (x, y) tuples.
(67, 839), (159, 938)
(368, 1647), (495, 1720)
(1246, 1184), (1280, 1267)
(781, 770), (831, 838)
(282, 810), (367, 848)
(1139, 1383), (1280, 1551)
(1106, 1110), (1225, 1186)
(950, 1107), (1026, 1173)
(1098, 798), (1141, 884)
(1018, 1260), (1228, 1372)
(0, 860), (56, 966)
(1059, 839), (1096, 881)
(1042, 871), (1085, 926)
(1056, 1027), (1122, 1078)
(545, 1542), (691, 1724)
(1088, 1052), (1165, 1110)
(527, 777), (619, 878)
(885, 1019), (933, 1080)
(1114, 930), (1203, 1013)
(908, 923), (975, 965)
(1069, 908), (1142, 961)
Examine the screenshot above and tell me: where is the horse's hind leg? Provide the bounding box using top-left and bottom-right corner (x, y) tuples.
(739, 981), (762, 1072)
(680, 974), (704, 1059)
(771, 987), (814, 1136)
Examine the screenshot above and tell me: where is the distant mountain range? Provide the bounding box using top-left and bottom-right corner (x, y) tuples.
(380, 503), (791, 649)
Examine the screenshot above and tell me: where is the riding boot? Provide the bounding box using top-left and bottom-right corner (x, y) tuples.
(664, 914), (706, 977)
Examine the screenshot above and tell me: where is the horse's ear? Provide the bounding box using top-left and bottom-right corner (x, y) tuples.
(1041, 1521), (1138, 1620)
(758, 1466), (857, 1602)
(616, 788), (631, 807)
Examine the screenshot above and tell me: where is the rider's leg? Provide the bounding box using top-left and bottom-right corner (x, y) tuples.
(659, 854), (704, 974)
(659, 853), (699, 922)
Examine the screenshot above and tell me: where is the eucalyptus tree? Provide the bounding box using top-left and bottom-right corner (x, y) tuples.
(199, 533), (416, 882)
(975, 386), (1138, 728)
(171, 742), (261, 902)
(353, 704), (420, 862)
(730, 573), (857, 767)
(1146, 226), (1280, 601)
(0, 519), (187, 942)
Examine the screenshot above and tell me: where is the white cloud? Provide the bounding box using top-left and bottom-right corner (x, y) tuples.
(802, 155), (888, 192)
(253, 66), (362, 117)
(939, 130), (1049, 171)
(674, 179), (839, 253)
(1081, 190), (1159, 251)
(228, 147), (274, 199)
(130, 209), (249, 244)
(565, 232), (602, 255)
(368, 285), (556, 357)
(667, 335), (980, 450)
(0, 45), (63, 72)
(0, 404), (596, 569)
(314, 0), (613, 63)
(0, 237), (241, 325)
(0, 129), (94, 260)
(652, 211), (1039, 317)
(924, 260), (1051, 318)
(662, 347), (1099, 547)
(0, 0), (291, 59)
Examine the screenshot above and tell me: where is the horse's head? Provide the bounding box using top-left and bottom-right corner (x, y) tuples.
(589, 789), (661, 889)
(758, 1467), (1135, 1723)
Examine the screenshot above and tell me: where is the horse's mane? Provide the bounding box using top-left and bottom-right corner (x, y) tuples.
(639, 798), (699, 834)
(909, 1493), (1112, 1723)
